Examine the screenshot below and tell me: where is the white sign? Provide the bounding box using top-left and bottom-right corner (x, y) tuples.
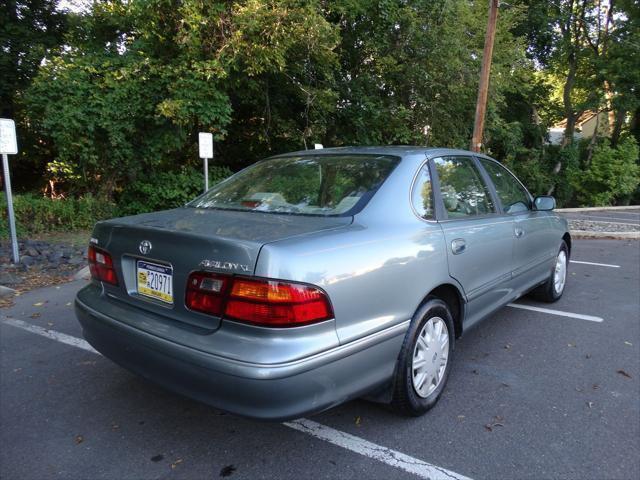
(0, 119), (18, 155)
(199, 132), (213, 159)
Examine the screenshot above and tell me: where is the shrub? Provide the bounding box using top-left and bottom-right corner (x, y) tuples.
(116, 166), (232, 216)
(0, 194), (117, 238)
(569, 137), (640, 206)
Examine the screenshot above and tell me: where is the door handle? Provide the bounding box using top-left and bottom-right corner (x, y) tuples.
(451, 238), (466, 255)
(514, 227), (525, 238)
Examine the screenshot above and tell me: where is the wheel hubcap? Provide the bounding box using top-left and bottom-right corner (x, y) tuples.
(553, 250), (567, 295)
(412, 316), (449, 398)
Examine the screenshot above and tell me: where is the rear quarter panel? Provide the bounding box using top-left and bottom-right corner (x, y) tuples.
(255, 154), (451, 345)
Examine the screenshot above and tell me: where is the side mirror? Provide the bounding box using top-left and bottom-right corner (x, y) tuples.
(534, 195), (556, 211)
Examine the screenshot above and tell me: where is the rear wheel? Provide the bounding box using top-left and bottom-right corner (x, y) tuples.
(530, 240), (569, 302)
(391, 297), (454, 416)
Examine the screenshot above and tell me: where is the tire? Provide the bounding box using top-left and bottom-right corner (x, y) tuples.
(391, 297), (455, 416)
(530, 240), (569, 303)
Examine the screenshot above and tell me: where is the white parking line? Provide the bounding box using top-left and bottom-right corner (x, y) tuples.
(570, 260), (620, 268)
(284, 418), (472, 480)
(507, 304), (603, 322)
(1, 317), (472, 480)
(2, 318), (98, 353)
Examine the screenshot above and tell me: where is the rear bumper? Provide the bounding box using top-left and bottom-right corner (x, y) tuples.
(75, 293), (407, 421)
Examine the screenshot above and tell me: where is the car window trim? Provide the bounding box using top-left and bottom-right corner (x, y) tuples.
(430, 155), (501, 223)
(409, 157), (439, 223)
(475, 156), (534, 216)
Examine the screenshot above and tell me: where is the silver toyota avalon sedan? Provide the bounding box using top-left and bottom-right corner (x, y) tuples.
(75, 147), (570, 420)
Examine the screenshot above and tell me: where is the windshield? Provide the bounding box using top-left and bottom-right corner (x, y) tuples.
(189, 154), (399, 216)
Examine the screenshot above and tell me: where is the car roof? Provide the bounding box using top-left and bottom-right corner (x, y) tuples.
(272, 146), (494, 161)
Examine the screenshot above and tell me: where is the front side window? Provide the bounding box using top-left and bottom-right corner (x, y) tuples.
(411, 164), (435, 220)
(189, 154), (399, 216)
(480, 159), (531, 214)
(434, 156), (495, 218)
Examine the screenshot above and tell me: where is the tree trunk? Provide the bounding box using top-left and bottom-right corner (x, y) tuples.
(610, 108), (626, 148)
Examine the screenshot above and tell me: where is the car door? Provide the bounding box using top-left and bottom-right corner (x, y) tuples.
(432, 156), (514, 329)
(477, 157), (557, 293)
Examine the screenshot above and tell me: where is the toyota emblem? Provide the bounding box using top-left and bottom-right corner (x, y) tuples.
(139, 240), (152, 255)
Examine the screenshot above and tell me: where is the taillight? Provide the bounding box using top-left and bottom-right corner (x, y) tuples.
(88, 245), (118, 285)
(185, 273), (333, 327)
(185, 271), (229, 316)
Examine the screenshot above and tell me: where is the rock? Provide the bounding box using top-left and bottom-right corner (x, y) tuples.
(47, 251), (65, 264)
(68, 256), (85, 265)
(0, 272), (21, 285)
(25, 247), (40, 257)
(20, 255), (35, 266)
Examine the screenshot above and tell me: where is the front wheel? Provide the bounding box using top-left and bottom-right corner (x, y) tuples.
(391, 297), (454, 416)
(531, 240), (569, 302)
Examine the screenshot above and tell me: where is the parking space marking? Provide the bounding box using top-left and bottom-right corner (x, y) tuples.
(2, 317), (472, 480)
(284, 418), (472, 480)
(570, 260), (620, 268)
(2, 317), (98, 353)
(507, 304), (603, 322)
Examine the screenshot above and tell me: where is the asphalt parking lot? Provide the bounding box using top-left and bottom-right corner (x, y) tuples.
(1, 239), (638, 480)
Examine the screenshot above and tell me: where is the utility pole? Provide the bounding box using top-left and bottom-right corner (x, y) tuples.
(470, 0), (499, 153)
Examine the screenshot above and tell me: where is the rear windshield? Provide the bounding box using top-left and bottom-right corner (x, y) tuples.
(189, 154), (399, 216)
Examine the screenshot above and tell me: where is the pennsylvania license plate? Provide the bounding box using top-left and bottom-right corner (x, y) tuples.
(136, 260), (173, 304)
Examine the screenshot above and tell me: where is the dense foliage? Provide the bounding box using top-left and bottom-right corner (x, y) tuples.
(0, 194), (117, 236)
(1, 0), (639, 222)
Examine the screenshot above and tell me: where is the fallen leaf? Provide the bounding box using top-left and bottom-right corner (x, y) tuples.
(355, 416), (361, 426)
(592, 384), (599, 390)
(575, 387), (583, 392)
(457, 415), (465, 420)
(504, 344), (511, 350)
(170, 458), (183, 469)
(220, 465), (236, 477)
(74, 435), (84, 444)
(150, 454), (163, 462)
(13, 368), (22, 373)
(567, 343), (576, 348)
(586, 401), (593, 409)
(484, 416), (504, 432)
(472, 369), (479, 375)
(617, 369), (632, 379)
(30, 313), (41, 319)
(111, 424), (119, 430)
(33, 302), (44, 307)
(66, 302), (72, 307)
(585, 354), (591, 359)
(624, 341), (632, 346)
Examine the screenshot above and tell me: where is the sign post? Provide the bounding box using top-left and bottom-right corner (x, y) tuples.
(198, 132), (214, 193)
(0, 118), (19, 264)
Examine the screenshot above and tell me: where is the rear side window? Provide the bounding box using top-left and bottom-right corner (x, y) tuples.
(189, 154), (399, 216)
(479, 159), (531, 214)
(433, 156), (495, 218)
(411, 164), (435, 220)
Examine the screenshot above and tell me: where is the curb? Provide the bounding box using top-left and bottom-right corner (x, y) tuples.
(557, 205), (639, 212)
(570, 230), (640, 240)
(0, 285), (16, 298)
(73, 266), (91, 281)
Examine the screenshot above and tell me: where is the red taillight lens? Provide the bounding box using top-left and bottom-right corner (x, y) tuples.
(88, 245), (118, 285)
(226, 277), (332, 327)
(184, 273), (333, 327)
(185, 272), (229, 316)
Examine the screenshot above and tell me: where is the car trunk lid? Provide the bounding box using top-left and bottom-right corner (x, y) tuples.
(91, 207), (351, 331)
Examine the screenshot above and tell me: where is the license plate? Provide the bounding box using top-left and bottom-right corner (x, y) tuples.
(136, 260), (173, 304)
